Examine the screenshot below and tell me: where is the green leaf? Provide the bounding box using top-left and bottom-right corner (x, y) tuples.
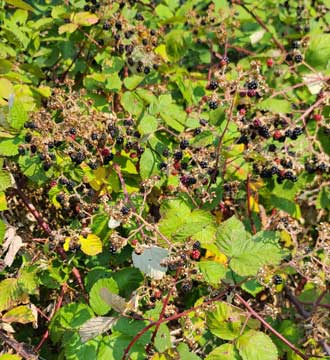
(138, 114), (158, 135)
(270, 195), (301, 219)
(0, 219), (6, 245)
(216, 218), (286, 276)
(271, 320), (304, 354)
(206, 343), (241, 360)
(72, 12), (99, 26)
(154, 323), (171, 353)
(4, 0), (34, 11)
(198, 261), (226, 285)
(305, 34), (330, 70)
(237, 330), (278, 360)
(120, 91), (144, 116)
(124, 75), (144, 90)
(0, 78), (14, 99)
(191, 130), (214, 148)
(155, 4), (174, 19)
(8, 100), (28, 130)
(89, 278), (119, 315)
(165, 30), (190, 61)
(139, 148), (159, 180)
(0, 278), (20, 313)
(105, 73), (122, 92)
(316, 186), (330, 210)
(111, 267), (143, 298)
(0, 137), (20, 156)
(177, 343), (201, 360)
(58, 23), (78, 34)
(0, 171), (12, 191)
(257, 98), (292, 114)
(2, 305), (35, 324)
(206, 302), (242, 340)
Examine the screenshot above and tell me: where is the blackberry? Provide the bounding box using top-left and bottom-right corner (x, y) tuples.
(48, 142), (54, 149)
(174, 151), (183, 161)
(121, 206), (130, 215)
(273, 274), (283, 285)
(135, 13), (144, 21)
(30, 144), (37, 153)
(294, 54), (303, 63)
(284, 171), (297, 182)
(162, 149), (170, 157)
(66, 180), (75, 191)
(18, 146), (25, 155)
(268, 144), (276, 152)
(181, 176), (196, 186)
(137, 147), (144, 155)
(103, 22), (110, 30)
(305, 163), (315, 174)
(54, 140), (63, 147)
(144, 66), (150, 74)
(84, 4), (90, 11)
(194, 128), (202, 136)
(180, 139), (189, 150)
(285, 129), (293, 138)
(208, 80), (218, 90)
(247, 80), (258, 90)
(91, 132), (98, 141)
(316, 162), (327, 173)
(133, 131), (141, 138)
(181, 282), (192, 294)
(124, 31), (133, 39)
(159, 162), (167, 170)
(181, 162), (188, 170)
(116, 136), (124, 145)
(136, 65), (143, 73)
(72, 152), (85, 165)
(237, 135), (249, 145)
(277, 176), (284, 184)
(260, 168), (273, 178)
(56, 194), (65, 203)
(200, 161), (208, 169)
(118, 44), (125, 54)
(292, 127), (303, 137)
(258, 125), (270, 139)
(270, 166), (279, 175)
(43, 161), (52, 171)
(114, 33), (120, 41)
(39, 153), (46, 161)
(88, 161), (98, 170)
(193, 241), (201, 249)
(97, 39), (104, 47)
(153, 63), (159, 70)
(115, 21), (122, 30)
(69, 127), (76, 135)
(125, 45), (134, 55)
(109, 244), (117, 254)
(150, 29), (156, 36)
(59, 177), (68, 185)
(103, 153), (114, 165)
(292, 40), (300, 49)
(280, 159), (293, 169)
(24, 121), (36, 129)
(208, 100), (218, 110)
(286, 53), (293, 62)
(142, 38), (148, 46)
(107, 124), (118, 137)
(25, 133), (32, 143)
(127, 57), (134, 66)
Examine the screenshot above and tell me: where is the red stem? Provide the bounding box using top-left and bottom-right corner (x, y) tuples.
(35, 284), (67, 352)
(235, 293), (308, 360)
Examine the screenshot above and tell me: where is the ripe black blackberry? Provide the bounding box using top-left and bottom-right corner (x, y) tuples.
(208, 100), (218, 110)
(59, 177), (68, 185)
(200, 161), (208, 169)
(88, 161), (98, 170)
(305, 163), (315, 174)
(18, 146), (25, 155)
(194, 128), (201, 136)
(124, 31), (133, 39)
(103, 154), (114, 165)
(25, 133), (32, 143)
(66, 180), (75, 191)
(115, 21), (122, 30)
(292, 40), (300, 49)
(292, 127), (303, 138)
(208, 80), (218, 90)
(260, 168), (273, 178)
(162, 149), (170, 157)
(237, 135), (249, 145)
(24, 121), (36, 129)
(284, 171), (297, 182)
(125, 45), (134, 55)
(30, 144), (37, 153)
(56, 194), (65, 204)
(135, 13), (144, 21)
(181, 162), (188, 170)
(109, 244), (117, 254)
(69, 127), (76, 135)
(181, 282), (192, 294)
(43, 161), (52, 171)
(159, 162), (167, 170)
(116, 136), (124, 145)
(316, 162), (327, 173)
(144, 66), (150, 74)
(174, 151), (183, 161)
(199, 118), (208, 126)
(127, 57), (134, 66)
(137, 147), (144, 155)
(150, 29), (156, 36)
(273, 274), (283, 285)
(121, 206), (130, 215)
(268, 144), (276, 152)
(294, 54), (303, 63)
(258, 125), (270, 139)
(84, 4), (90, 11)
(103, 22), (110, 30)
(181, 176), (196, 186)
(193, 241), (201, 249)
(91, 132), (98, 141)
(247, 80), (258, 90)
(180, 139), (189, 150)
(280, 159), (293, 169)
(142, 38), (148, 46)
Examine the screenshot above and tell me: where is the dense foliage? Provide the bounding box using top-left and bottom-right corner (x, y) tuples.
(0, 0), (330, 359)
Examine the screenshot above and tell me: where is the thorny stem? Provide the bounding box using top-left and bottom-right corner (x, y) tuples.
(0, 330), (38, 360)
(146, 267), (181, 353)
(11, 187), (88, 302)
(35, 284), (67, 352)
(235, 293), (309, 360)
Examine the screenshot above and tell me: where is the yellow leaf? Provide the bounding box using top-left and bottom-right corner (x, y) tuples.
(0, 78), (14, 99)
(58, 23), (78, 34)
(155, 44), (169, 62)
(203, 249), (228, 265)
(90, 166), (107, 191)
(2, 305), (35, 324)
(72, 12), (99, 26)
(63, 237), (71, 251)
(280, 230), (293, 248)
(0, 192), (8, 211)
(0, 354), (22, 360)
(79, 234), (102, 256)
(249, 196), (259, 213)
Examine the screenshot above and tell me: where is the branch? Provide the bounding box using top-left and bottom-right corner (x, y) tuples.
(0, 330), (38, 360)
(235, 293), (308, 360)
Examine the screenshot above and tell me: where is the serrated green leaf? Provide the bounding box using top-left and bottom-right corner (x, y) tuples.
(206, 302), (242, 340)
(257, 98), (292, 114)
(89, 278), (119, 315)
(4, 0), (34, 11)
(124, 75), (144, 90)
(139, 148), (159, 180)
(120, 91), (144, 116)
(0, 278), (21, 313)
(177, 343), (201, 360)
(237, 330), (278, 360)
(2, 305), (35, 324)
(305, 34), (330, 70)
(206, 343), (240, 360)
(138, 114), (158, 135)
(198, 261), (226, 285)
(154, 324), (171, 353)
(0, 171), (12, 191)
(0, 137), (20, 156)
(8, 100), (28, 130)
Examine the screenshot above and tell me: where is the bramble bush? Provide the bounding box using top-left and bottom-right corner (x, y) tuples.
(0, 0), (330, 359)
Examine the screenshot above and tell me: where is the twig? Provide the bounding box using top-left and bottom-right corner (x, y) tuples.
(11, 187), (88, 302)
(235, 293), (308, 360)
(284, 286), (310, 318)
(35, 284), (67, 352)
(246, 174), (257, 235)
